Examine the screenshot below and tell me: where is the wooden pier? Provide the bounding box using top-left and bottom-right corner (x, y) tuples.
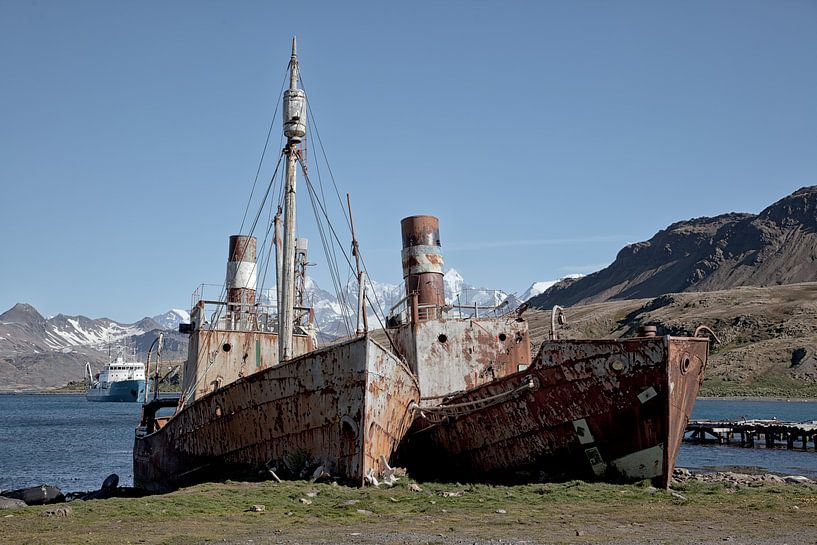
(685, 419), (817, 450)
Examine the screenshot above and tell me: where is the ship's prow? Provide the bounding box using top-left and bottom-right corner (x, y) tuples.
(399, 332), (710, 488)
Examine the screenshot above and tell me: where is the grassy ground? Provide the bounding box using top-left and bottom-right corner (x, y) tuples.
(699, 373), (817, 398)
(4, 479), (817, 545)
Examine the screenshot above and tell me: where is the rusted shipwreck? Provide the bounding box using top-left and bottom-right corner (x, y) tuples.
(133, 41), (419, 492)
(134, 40), (711, 492)
(386, 216), (711, 488)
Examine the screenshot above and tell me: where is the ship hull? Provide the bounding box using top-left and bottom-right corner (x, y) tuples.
(399, 336), (708, 487)
(86, 379), (145, 402)
(134, 336), (419, 492)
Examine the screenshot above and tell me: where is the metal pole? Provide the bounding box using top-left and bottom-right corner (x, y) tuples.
(279, 37), (305, 362)
(280, 146), (297, 361)
(347, 194), (366, 335)
(274, 206), (282, 321)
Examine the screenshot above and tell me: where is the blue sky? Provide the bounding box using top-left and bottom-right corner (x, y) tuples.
(1, 1), (815, 322)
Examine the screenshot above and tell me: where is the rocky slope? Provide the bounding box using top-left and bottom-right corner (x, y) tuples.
(0, 304), (186, 391)
(530, 186), (817, 309)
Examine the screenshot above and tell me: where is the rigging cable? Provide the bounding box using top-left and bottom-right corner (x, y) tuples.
(239, 67), (290, 234)
(297, 156), (402, 355)
(180, 152), (285, 406)
(300, 155), (354, 337)
(300, 76), (393, 332)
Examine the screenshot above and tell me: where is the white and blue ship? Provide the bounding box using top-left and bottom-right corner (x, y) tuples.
(85, 350), (146, 402)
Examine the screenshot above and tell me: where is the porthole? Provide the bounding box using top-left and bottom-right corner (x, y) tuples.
(680, 353), (691, 374)
(222, 343), (232, 353)
(498, 333), (507, 342)
(438, 334), (448, 344)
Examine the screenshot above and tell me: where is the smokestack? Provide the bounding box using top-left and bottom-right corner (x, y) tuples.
(401, 215), (445, 307)
(226, 235), (257, 309)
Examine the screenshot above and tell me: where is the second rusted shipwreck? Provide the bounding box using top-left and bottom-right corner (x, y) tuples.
(385, 215), (710, 487)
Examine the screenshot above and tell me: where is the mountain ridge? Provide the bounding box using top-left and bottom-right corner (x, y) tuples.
(530, 185), (817, 309)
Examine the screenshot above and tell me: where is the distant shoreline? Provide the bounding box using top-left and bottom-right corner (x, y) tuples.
(2, 391), (815, 402)
(697, 395), (817, 402)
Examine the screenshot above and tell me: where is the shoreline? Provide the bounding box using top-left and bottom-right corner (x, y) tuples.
(3, 390), (816, 402)
(697, 395), (817, 402)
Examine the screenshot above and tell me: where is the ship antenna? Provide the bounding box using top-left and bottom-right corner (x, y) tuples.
(279, 36), (306, 361)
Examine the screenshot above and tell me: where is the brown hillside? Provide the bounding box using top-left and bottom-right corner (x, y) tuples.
(530, 186), (817, 309)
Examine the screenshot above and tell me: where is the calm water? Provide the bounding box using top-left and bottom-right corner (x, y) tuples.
(0, 395), (815, 492)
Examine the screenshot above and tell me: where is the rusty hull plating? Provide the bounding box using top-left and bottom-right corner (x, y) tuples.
(399, 335), (709, 487)
(135, 336), (418, 492)
(133, 233), (420, 492)
(389, 214), (710, 487)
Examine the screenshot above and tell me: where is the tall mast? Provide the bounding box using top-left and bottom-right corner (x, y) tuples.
(279, 36), (306, 361)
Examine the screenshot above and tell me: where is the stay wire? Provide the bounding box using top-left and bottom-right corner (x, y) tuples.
(299, 75), (353, 232)
(297, 156), (399, 351)
(188, 62), (289, 402)
(301, 158), (353, 336)
(239, 66), (290, 233)
(181, 151), (285, 405)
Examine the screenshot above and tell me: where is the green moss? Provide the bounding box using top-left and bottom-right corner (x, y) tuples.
(4, 479), (815, 545)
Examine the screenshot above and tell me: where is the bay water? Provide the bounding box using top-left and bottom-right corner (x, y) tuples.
(1, 394), (815, 493)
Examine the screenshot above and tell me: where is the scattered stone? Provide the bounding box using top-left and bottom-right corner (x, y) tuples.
(496, 509), (507, 514)
(389, 497), (399, 503)
(0, 497), (27, 510)
(340, 499), (360, 506)
(408, 483), (423, 492)
(285, 511), (293, 516)
(440, 491), (464, 497)
(356, 509), (373, 515)
(299, 498), (312, 505)
(41, 506), (72, 517)
(784, 475), (812, 484)
(246, 505), (265, 512)
(673, 470), (813, 488)
(3, 485), (64, 505)
(575, 530), (586, 536)
(305, 490), (318, 498)
(670, 491), (688, 503)
(101, 474), (119, 492)
(310, 466), (331, 483)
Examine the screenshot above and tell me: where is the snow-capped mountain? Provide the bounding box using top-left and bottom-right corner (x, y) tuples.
(44, 314), (152, 349)
(0, 268), (524, 369)
(0, 303), (182, 356)
(519, 281), (559, 303)
(518, 275), (586, 303)
(254, 268), (517, 337)
(443, 268), (510, 308)
(151, 309), (191, 330)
